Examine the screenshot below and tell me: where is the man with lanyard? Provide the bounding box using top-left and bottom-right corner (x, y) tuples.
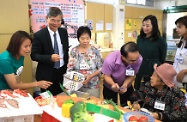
(102, 42), (142, 106)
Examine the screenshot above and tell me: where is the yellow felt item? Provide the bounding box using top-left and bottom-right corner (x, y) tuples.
(180, 88), (186, 93)
(70, 93), (77, 97)
(62, 103), (74, 118)
(127, 101), (132, 109)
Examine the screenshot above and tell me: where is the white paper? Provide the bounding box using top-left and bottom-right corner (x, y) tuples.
(0, 94), (42, 118)
(105, 23), (112, 30)
(128, 32), (132, 37)
(96, 23), (104, 31)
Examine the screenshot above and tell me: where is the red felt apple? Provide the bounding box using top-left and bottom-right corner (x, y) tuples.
(129, 116), (139, 122)
(138, 116), (148, 122)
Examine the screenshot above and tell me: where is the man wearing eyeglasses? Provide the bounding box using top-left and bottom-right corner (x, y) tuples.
(31, 7), (69, 96)
(102, 42), (142, 106)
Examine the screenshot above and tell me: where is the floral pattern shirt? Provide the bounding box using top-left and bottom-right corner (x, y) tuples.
(129, 82), (187, 122)
(67, 44), (103, 89)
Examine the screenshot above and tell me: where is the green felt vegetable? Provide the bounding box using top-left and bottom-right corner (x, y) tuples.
(64, 99), (74, 104)
(70, 101), (94, 122)
(105, 99), (124, 115)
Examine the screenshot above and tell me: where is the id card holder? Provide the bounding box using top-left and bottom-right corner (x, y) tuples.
(126, 69), (135, 76)
(176, 55), (184, 64)
(80, 60), (90, 70)
(154, 100), (165, 111)
(80, 63), (88, 70)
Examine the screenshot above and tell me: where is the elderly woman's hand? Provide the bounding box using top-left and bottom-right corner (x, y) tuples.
(82, 74), (92, 85)
(36, 81), (53, 89)
(132, 103), (140, 111)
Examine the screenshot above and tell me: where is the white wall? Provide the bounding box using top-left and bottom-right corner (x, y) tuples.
(154, 0), (187, 10)
(154, 1), (175, 10)
(177, 0), (187, 6)
(166, 12), (187, 40)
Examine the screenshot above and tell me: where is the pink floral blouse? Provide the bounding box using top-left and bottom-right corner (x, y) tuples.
(67, 45), (103, 89)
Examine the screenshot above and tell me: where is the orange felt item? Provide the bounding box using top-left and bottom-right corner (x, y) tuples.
(56, 95), (83, 107)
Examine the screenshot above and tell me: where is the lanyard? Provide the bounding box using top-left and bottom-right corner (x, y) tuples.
(180, 42), (186, 51)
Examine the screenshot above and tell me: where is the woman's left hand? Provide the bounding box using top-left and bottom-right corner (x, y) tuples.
(132, 103), (140, 111)
(82, 74), (92, 85)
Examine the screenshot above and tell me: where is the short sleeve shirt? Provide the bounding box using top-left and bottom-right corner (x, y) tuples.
(67, 45), (103, 89)
(0, 51), (24, 90)
(102, 50), (142, 90)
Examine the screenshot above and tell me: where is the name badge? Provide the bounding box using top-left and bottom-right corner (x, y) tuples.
(16, 66), (23, 76)
(80, 64), (88, 70)
(176, 55), (184, 64)
(126, 69), (135, 76)
(154, 100), (165, 111)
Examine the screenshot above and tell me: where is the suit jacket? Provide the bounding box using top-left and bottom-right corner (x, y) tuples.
(31, 27), (69, 81)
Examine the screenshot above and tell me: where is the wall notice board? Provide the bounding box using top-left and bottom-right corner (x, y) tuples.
(29, 0), (85, 37)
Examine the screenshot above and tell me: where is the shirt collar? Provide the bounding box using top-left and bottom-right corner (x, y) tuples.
(47, 26), (59, 36)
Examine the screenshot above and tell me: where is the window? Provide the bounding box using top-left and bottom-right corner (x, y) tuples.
(126, 0), (136, 4)
(126, 0), (146, 6)
(137, 0), (146, 5)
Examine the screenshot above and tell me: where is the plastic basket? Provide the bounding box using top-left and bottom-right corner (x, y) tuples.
(123, 111), (154, 122)
(63, 72), (85, 91)
(0, 115), (34, 122)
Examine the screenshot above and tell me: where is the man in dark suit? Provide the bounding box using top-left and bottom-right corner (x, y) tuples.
(31, 7), (69, 96)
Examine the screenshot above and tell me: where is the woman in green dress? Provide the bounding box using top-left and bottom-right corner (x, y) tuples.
(134, 15), (167, 90)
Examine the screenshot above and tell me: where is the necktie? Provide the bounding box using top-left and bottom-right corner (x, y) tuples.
(54, 33), (60, 69)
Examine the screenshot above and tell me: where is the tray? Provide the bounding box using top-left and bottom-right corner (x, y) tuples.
(59, 90), (90, 100)
(123, 111), (154, 122)
(68, 90), (90, 99)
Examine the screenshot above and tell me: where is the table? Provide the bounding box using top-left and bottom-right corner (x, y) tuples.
(0, 94), (42, 122)
(35, 96), (161, 122)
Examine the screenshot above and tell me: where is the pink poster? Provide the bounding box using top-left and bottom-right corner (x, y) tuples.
(29, 0), (85, 38)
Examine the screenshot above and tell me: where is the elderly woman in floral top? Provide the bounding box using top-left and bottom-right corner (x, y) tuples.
(67, 26), (103, 98)
(129, 63), (187, 122)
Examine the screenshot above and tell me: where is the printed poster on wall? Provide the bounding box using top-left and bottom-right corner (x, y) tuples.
(29, 0), (85, 38)
(105, 23), (112, 30)
(86, 20), (93, 30)
(125, 19), (132, 30)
